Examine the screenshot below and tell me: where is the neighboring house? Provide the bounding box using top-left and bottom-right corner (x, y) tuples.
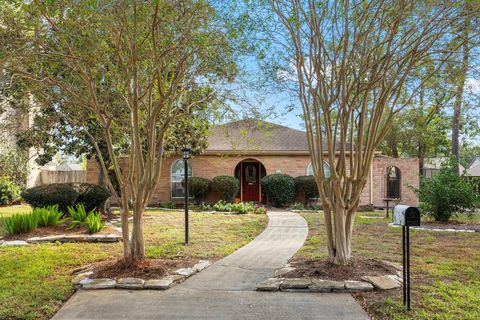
(423, 157), (466, 177)
(466, 156), (480, 177)
(87, 119), (419, 207)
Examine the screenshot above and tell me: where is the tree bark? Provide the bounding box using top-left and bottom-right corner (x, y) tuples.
(452, 16), (471, 174)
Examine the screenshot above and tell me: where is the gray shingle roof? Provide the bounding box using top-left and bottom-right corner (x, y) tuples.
(205, 119), (309, 153)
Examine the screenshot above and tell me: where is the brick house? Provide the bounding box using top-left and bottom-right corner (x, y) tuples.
(87, 119), (419, 207)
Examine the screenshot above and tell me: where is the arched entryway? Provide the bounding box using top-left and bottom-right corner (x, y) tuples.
(234, 159), (267, 202)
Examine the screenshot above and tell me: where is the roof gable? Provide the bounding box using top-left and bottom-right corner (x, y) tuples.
(206, 119), (309, 153)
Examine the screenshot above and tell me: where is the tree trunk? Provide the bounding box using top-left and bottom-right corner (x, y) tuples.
(452, 17), (471, 174)
(129, 200), (145, 262)
(332, 206), (355, 265)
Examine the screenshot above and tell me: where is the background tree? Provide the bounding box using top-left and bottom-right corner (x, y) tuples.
(0, 0), (236, 263)
(266, 0), (473, 265)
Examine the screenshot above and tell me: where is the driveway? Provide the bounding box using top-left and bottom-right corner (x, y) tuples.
(52, 210), (369, 320)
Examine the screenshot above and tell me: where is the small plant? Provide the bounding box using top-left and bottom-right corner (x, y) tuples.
(307, 203), (322, 211)
(232, 202), (255, 214)
(67, 204), (91, 229)
(158, 201), (176, 209)
(34, 205), (63, 227)
(213, 200), (233, 212)
(4, 212), (38, 235)
(192, 202), (212, 211)
(211, 176), (239, 202)
(261, 174), (295, 207)
(254, 205), (268, 214)
(85, 212), (105, 234)
(289, 202), (305, 210)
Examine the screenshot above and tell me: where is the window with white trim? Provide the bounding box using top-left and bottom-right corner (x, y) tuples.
(307, 161), (331, 178)
(171, 159), (192, 198)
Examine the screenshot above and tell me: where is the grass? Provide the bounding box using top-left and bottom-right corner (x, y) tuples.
(296, 211), (480, 320)
(0, 205), (32, 218)
(0, 209), (267, 320)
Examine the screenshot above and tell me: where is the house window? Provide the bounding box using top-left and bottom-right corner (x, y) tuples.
(171, 159), (192, 198)
(307, 161), (331, 178)
(386, 166), (401, 199)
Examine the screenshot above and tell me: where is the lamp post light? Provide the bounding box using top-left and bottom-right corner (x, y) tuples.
(182, 147), (191, 245)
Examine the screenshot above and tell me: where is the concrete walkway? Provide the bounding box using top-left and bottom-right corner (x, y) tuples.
(52, 210), (369, 320)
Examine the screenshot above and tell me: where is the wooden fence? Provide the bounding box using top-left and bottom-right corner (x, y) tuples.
(40, 170), (87, 185)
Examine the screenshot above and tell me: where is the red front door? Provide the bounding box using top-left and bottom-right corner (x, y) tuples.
(242, 162), (260, 202)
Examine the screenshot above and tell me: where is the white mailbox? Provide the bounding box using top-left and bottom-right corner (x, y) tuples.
(393, 205), (420, 226)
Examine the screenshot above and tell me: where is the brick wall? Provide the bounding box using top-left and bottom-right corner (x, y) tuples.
(87, 154), (419, 207)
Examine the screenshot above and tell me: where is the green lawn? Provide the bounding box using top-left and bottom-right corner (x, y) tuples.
(0, 205), (32, 217)
(0, 209), (268, 320)
(296, 211), (480, 320)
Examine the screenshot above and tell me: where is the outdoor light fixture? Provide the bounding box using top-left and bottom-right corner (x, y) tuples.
(182, 147), (191, 160)
(182, 147), (191, 245)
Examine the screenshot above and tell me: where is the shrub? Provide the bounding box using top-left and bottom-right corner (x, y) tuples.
(67, 204), (91, 229)
(188, 177), (211, 204)
(73, 183), (111, 212)
(85, 212), (105, 234)
(21, 184), (79, 212)
(21, 183), (111, 213)
(0, 177), (21, 205)
(294, 176), (319, 205)
(261, 174), (295, 207)
(211, 176), (239, 202)
(414, 159), (479, 222)
(289, 202), (305, 210)
(254, 205), (268, 214)
(4, 212), (38, 235)
(213, 200), (233, 212)
(33, 205), (63, 227)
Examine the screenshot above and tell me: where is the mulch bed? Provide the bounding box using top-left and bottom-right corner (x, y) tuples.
(91, 258), (195, 280)
(3, 222), (119, 241)
(285, 257), (399, 281)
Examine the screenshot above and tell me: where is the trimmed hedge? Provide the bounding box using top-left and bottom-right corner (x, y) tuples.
(21, 184), (79, 212)
(188, 177), (211, 204)
(211, 176), (239, 202)
(261, 174), (295, 207)
(294, 175), (319, 205)
(74, 183), (112, 212)
(21, 183), (111, 213)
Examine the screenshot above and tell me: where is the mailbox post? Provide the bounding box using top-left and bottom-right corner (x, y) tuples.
(393, 205), (420, 311)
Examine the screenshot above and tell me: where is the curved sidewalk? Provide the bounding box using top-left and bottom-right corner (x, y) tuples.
(52, 209), (369, 320)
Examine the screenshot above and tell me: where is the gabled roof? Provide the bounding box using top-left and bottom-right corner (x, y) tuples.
(466, 156), (480, 177)
(205, 119), (310, 155)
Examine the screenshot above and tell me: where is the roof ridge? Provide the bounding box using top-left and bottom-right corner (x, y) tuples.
(213, 118), (306, 133)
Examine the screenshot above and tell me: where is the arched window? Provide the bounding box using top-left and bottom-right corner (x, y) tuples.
(171, 159), (192, 198)
(307, 161), (331, 178)
(386, 166), (401, 199)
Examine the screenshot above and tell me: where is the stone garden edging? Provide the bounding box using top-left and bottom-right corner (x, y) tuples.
(257, 261), (403, 293)
(0, 234), (122, 246)
(73, 260), (212, 291)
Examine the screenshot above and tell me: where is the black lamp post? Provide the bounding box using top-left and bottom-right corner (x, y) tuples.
(182, 147), (191, 245)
